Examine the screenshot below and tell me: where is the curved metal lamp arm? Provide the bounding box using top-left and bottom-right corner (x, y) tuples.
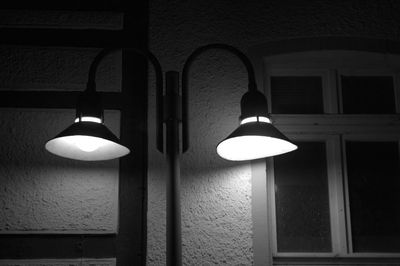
(86, 47), (165, 152)
(181, 43), (258, 152)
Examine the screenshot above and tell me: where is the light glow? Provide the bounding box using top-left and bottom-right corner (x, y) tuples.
(217, 135), (297, 161)
(45, 135), (130, 161)
(74, 116), (102, 123)
(64, 135), (104, 152)
(240, 116), (271, 125)
(258, 116), (271, 123)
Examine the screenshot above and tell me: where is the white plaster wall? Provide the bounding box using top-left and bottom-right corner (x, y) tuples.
(0, 109), (120, 233)
(147, 0), (400, 265)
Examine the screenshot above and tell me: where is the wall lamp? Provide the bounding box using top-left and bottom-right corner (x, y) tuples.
(45, 44), (297, 265)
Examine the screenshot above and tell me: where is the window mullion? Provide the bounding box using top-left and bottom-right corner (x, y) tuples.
(325, 69), (338, 114)
(337, 70), (344, 114)
(341, 135), (354, 254)
(266, 157), (278, 256)
(393, 73), (400, 114)
(327, 135), (348, 255)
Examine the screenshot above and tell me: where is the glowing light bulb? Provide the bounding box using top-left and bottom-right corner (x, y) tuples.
(217, 135), (297, 161)
(74, 116), (102, 123)
(75, 138), (102, 152)
(64, 136), (104, 152)
(240, 116), (271, 125)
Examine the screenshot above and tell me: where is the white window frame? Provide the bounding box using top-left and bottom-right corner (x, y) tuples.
(267, 134), (345, 258)
(267, 131), (400, 264)
(250, 50), (400, 265)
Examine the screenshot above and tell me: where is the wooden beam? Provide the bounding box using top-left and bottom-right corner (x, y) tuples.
(0, 1), (124, 12)
(0, 28), (125, 48)
(0, 91), (122, 109)
(115, 5), (149, 265)
(0, 234), (115, 258)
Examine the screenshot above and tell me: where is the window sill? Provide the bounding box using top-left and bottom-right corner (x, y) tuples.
(274, 256), (400, 265)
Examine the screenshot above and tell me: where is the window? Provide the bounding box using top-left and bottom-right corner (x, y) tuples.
(274, 141), (332, 253)
(270, 76), (324, 114)
(345, 140), (400, 252)
(262, 51), (400, 264)
(340, 75), (396, 114)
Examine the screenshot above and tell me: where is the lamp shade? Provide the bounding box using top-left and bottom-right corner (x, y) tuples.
(216, 90), (297, 161)
(217, 119), (297, 161)
(45, 121), (130, 161)
(45, 89), (130, 161)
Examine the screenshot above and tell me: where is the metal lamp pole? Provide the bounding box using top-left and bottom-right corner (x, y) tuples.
(87, 44), (258, 266)
(165, 71), (182, 266)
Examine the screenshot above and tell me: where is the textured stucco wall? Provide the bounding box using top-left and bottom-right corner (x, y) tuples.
(0, 109), (120, 233)
(0, 47), (121, 92)
(0, 10), (123, 235)
(147, 0), (400, 265)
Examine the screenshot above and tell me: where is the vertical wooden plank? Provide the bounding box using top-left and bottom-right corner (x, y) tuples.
(115, 2), (148, 265)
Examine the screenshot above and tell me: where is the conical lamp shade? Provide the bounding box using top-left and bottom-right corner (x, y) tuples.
(46, 121), (130, 161)
(217, 122), (297, 161)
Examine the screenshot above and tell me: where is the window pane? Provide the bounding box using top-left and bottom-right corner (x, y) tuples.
(271, 76), (324, 114)
(341, 76), (395, 114)
(346, 141), (400, 252)
(274, 142), (332, 252)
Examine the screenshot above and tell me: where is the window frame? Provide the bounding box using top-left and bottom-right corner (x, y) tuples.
(248, 43), (400, 266)
(341, 134), (400, 257)
(268, 131), (400, 259)
(261, 51), (400, 262)
(267, 134), (345, 258)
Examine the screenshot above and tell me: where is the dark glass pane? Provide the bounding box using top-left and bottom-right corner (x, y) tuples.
(341, 76), (395, 114)
(274, 142), (332, 252)
(346, 141), (400, 252)
(271, 76), (324, 114)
